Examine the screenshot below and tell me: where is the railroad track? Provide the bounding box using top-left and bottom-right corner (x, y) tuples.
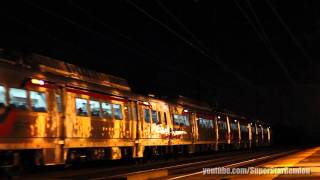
(13, 147), (299, 180)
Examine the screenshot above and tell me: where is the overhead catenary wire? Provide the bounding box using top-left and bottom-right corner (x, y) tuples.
(265, 0), (312, 65)
(233, 0), (297, 87)
(126, 0), (255, 88)
(22, 0), (231, 102)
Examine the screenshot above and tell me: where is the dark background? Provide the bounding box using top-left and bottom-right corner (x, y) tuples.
(1, 0), (320, 145)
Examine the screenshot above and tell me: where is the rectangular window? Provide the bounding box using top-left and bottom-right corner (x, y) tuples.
(113, 104), (123, 120)
(185, 115), (190, 126)
(180, 115), (185, 126)
(76, 98), (88, 116)
(56, 94), (63, 113)
(0, 85), (6, 106)
(9, 88), (28, 110)
(90, 100), (101, 117)
(173, 114), (180, 125)
(144, 109), (150, 123)
(231, 123), (237, 130)
(101, 102), (112, 118)
(152, 110), (158, 124)
(164, 112), (167, 125)
(30, 91), (47, 112)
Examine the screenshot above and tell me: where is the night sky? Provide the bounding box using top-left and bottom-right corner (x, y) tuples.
(1, 0), (320, 144)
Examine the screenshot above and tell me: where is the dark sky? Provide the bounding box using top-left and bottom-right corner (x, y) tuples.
(1, 0), (320, 142)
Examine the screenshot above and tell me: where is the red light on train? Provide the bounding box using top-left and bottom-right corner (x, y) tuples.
(31, 78), (45, 85)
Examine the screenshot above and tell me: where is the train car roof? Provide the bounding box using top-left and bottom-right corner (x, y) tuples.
(0, 50), (131, 92)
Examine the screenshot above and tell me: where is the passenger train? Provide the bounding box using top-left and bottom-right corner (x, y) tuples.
(0, 50), (271, 167)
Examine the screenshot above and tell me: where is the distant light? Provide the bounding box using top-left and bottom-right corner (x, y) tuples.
(250, 123), (253, 125)
(259, 124), (262, 127)
(143, 101), (149, 106)
(148, 94), (155, 97)
(234, 119), (237, 123)
(218, 116), (221, 119)
(184, 109), (189, 113)
(31, 78), (45, 85)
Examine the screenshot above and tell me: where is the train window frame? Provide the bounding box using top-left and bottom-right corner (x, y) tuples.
(30, 90), (48, 112)
(101, 102), (112, 119)
(75, 97), (89, 116)
(144, 108), (151, 123)
(151, 110), (158, 124)
(9, 88), (29, 110)
(113, 104), (123, 120)
(0, 85), (6, 106)
(89, 99), (101, 117)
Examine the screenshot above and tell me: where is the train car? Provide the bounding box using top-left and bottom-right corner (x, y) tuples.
(0, 50), (272, 167)
(0, 52), (137, 166)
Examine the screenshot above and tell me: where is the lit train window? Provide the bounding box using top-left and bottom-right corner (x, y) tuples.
(113, 104), (123, 120)
(30, 91), (47, 112)
(198, 118), (212, 128)
(180, 116), (185, 126)
(173, 114), (189, 126)
(185, 115), (190, 126)
(101, 102), (112, 118)
(56, 94), (62, 113)
(230, 123), (237, 130)
(90, 100), (101, 117)
(76, 98), (88, 116)
(9, 88), (28, 110)
(151, 110), (158, 124)
(0, 85), (6, 106)
(173, 115), (180, 125)
(144, 109), (150, 123)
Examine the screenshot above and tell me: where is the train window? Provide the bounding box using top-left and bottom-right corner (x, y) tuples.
(90, 100), (101, 117)
(0, 85), (6, 106)
(173, 114), (180, 125)
(30, 91), (47, 112)
(9, 88), (28, 110)
(158, 111), (161, 124)
(230, 123), (237, 130)
(56, 94), (63, 113)
(185, 115), (190, 126)
(144, 109), (150, 123)
(198, 118), (212, 128)
(76, 98), (88, 116)
(151, 110), (158, 124)
(101, 102), (112, 118)
(113, 104), (123, 120)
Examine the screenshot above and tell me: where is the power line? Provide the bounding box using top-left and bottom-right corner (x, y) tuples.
(127, 0), (255, 88)
(154, 0), (207, 50)
(265, 0), (312, 65)
(21, 0), (231, 103)
(233, 0), (297, 86)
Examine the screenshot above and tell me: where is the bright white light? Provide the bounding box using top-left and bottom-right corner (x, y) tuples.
(217, 116), (221, 119)
(143, 101), (149, 106)
(31, 79), (44, 85)
(183, 109), (188, 113)
(234, 119), (237, 122)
